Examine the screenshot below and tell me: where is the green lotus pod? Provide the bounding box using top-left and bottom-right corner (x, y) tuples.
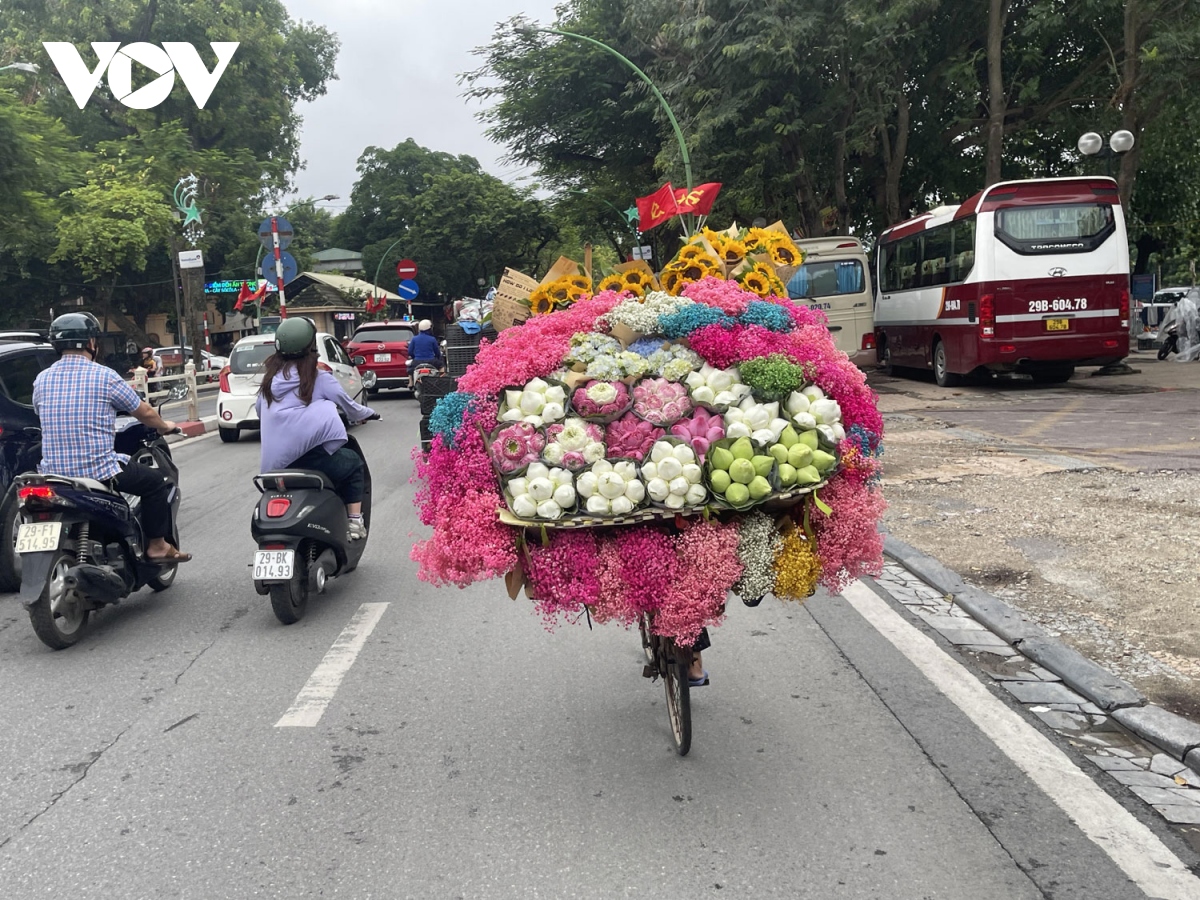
(710, 469), (732, 494)
(751, 455), (775, 478)
(729, 457), (756, 485)
(730, 436), (755, 460)
(768, 443), (790, 465)
(787, 443), (813, 469)
(796, 431), (819, 451)
(778, 463), (798, 487)
(710, 446), (735, 471)
(811, 449), (837, 473)
(725, 482), (750, 506)
(779, 425), (799, 448)
(748, 475), (772, 501)
(794, 465), (821, 485)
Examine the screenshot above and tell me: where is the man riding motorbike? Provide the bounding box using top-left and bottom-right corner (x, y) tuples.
(33, 313), (190, 563)
(256, 317), (377, 540)
(407, 319), (443, 371)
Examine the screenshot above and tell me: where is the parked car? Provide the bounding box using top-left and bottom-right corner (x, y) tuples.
(345, 321), (418, 395)
(0, 335), (59, 591)
(153, 346), (230, 383)
(216, 331), (373, 443)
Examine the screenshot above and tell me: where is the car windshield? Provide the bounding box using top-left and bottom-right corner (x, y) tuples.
(230, 342), (274, 374)
(351, 327), (413, 343)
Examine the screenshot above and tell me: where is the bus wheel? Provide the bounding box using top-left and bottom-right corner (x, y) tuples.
(933, 340), (961, 388)
(880, 345), (895, 377)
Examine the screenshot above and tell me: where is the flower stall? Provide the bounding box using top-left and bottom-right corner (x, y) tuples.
(412, 225), (885, 648)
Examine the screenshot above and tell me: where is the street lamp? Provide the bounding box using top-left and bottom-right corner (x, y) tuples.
(518, 26), (693, 196)
(0, 62), (39, 74)
(1078, 130), (1135, 176)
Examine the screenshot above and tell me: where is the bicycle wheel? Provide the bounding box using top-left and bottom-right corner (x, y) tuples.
(638, 612), (655, 664)
(663, 638), (692, 756)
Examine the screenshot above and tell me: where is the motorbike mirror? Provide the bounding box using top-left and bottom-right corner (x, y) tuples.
(352, 356), (366, 366)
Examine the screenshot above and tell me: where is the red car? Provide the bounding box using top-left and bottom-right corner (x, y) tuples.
(345, 321), (418, 395)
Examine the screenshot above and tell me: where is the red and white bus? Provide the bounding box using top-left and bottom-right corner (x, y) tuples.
(873, 177), (1130, 386)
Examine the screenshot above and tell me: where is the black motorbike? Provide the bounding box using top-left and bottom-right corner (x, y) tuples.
(250, 430), (375, 624)
(1157, 305), (1180, 360)
(14, 418), (183, 649)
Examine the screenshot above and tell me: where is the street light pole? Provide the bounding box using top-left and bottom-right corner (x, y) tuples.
(521, 27), (693, 194)
(567, 189), (641, 252)
(252, 194), (339, 324)
(371, 237), (406, 314)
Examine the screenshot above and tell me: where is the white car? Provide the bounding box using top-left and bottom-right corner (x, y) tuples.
(216, 332), (374, 443)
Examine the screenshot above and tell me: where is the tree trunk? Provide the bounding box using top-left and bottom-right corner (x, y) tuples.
(92, 291), (154, 348)
(984, 0), (1010, 186)
(885, 94), (911, 225)
(833, 58), (853, 235)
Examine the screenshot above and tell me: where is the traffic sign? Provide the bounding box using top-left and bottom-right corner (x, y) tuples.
(257, 216), (294, 250)
(261, 251), (298, 287)
(397, 279), (419, 301)
(396, 258), (418, 279)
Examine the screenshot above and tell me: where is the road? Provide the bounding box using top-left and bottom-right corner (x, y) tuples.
(0, 393), (1197, 899)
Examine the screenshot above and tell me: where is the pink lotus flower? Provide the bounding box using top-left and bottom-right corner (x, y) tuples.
(572, 380), (630, 418)
(670, 407), (726, 461)
(488, 422), (545, 474)
(605, 412), (664, 462)
(632, 377), (692, 426)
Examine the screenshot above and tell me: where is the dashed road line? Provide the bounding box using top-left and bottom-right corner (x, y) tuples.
(276, 602), (389, 728)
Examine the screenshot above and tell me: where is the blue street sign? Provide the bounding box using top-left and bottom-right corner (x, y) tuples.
(257, 216), (294, 251)
(261, 250), (298, 287)
(397, 279), (419, 300)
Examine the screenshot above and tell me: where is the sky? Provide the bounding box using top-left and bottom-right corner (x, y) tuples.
(280, 0), (563, 213)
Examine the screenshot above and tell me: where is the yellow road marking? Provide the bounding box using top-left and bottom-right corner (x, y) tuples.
(1018, 397), (1084, 440)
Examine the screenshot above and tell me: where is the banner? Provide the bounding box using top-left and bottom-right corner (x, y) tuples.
(674, 182), (722, 215)
(636, 183), (679, 231)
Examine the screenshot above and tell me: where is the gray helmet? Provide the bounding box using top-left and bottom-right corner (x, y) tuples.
(274, 316), (317, 358)
(49, 312), (102, 353)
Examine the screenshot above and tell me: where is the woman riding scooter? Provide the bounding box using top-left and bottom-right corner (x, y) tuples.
(256, 317), (376, 540)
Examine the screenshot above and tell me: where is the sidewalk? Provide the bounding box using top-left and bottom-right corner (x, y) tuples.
(876, 536), (1200, 838)
(1068, 349), (1199, 394)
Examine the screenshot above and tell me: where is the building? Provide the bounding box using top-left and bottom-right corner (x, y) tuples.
(310, 248), (364, 275)
(282, 272), (403, 340)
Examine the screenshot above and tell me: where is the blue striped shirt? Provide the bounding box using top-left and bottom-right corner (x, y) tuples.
(33, 354), (142, 480)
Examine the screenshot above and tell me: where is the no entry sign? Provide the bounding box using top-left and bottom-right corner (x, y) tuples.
(396, 258), (418, 279)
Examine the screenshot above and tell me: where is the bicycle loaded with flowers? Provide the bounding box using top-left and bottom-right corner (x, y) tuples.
(413, 224), (885, 649)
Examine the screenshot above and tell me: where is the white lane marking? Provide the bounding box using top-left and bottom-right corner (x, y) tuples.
(275, 602), (389, 728)
(843, 581), (1199, 899)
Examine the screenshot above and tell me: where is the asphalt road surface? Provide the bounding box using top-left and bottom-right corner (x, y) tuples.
(0, 394), (1197, 899)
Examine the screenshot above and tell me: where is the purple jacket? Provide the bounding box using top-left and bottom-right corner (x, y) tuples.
(256, 369), (375, 472)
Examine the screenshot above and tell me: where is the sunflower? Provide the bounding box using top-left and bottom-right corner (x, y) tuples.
(740, 271), (771, 297)
(769, 241), (803, 267)
(745, 227), (782, 252)
(567, 274), (593, 292)
(598, 273), (626, 294)
(677, 245), (707, 262)
(621, 269), (651, 288)
(530, 287), (555, 315)
(660, 265), (686, 296)
(720, 239), (747, 265)
(549, 280), (573, 304)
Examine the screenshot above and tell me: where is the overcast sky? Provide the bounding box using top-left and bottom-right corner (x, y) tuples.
(280, 0), (563, 213)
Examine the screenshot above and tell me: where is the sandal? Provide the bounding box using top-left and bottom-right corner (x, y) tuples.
(148, 546), (192, 563)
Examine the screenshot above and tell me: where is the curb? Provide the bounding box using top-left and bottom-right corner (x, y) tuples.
(165, 415), (218, 443)
(882, 535), (1200, 767)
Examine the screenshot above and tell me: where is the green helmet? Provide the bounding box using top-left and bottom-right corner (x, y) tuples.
(273, 317), (317, 358)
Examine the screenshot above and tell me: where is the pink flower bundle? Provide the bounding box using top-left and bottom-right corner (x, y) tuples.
(652, 519), (743, 645)
(524, 530), (602, 627)
(605, 412), (664, 462)
(669, 406), (725, 461)
(683, 276), (753, 316)
(488, 422), (547, 474)
(809, 476), (888, 593)
(572, 379), (630, 419)
(632, 377), (692, 426)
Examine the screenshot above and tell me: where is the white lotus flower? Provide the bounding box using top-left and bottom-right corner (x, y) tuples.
(769, 418), (790, 439)
(586, 382), (618, 405)
(792, 412), (817, 430)
(583, 442), (605, 464)
(541, 402), (565, 424)
(745, 407), (771, 431)
(525, 415), (544, 428)
(508, 477), (528, 496)
(692, 386), (716, 405)
(752, 428), (776, 445)
(685, 484), (707, 505)
(811, 398), (842, 425)
(544, 443), (565, 464)
(708, 370), (733, 392)
(527, 477), (554, 502)
(598, 472), (627, 500)
(713, 390), (736, 407)
(668, 476), (689, 496)
(686, 371), (706, 390)
(536, 500), (564, 520)
(641, 461), (658, 480)
(786, 391), (810, 417)
(519, 390), (544, 415)
(512, 495), (538, 518)
(650, 442), (672, 463)
(832, 423), (846, 442)
(657, 457), (683, 481)
(500, 407), (524, 423)
(801, 385), (826, 403)
(591, 459), (613, 474)
(610, 496), (635, 516)
(576, 472), (599, 498)
(624, 479), (646, 503)
(526, 377), (549, 393)
(556, 419), (590, 451)
(545, 385), (566, 405)
(586, 495), (610, 514)
(681, 463), (702, 483)
(647, 477), (670, 502)
(726, 422), (752, 439)
(504, 389), (523, 409)
(664, 494), (685, 509)
(527, 463), (550, 480)
(672, 444), (695, 463)
(724, 407), (745, 425)
(553, 484), (576, 508)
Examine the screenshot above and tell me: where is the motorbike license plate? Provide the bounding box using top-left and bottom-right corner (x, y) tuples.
(253, 549), (294, 580)
(1045, 318), (1070, 332)
(16, 522), (61, 554)
(374, 353), (392, 363)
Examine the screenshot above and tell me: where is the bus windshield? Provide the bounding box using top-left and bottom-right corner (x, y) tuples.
(787, 260), (865, 300)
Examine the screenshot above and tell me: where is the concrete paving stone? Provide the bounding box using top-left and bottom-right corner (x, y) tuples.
(1130, 785), (1199, 806)
(1085, 754), (1143, 772)
(1150, 753), (1188, 778)
(955, 585), (1050, 644)
(1030, 666), (1063, 683)
(883, 536), (966, 594)
(1131, 757), (1152, 767)
(1088, 715), (1115, 731)
(962, 644), (1019, 657)
(940, 627), (1011, 647)
(1033, 709), (1091, 732)
(922, 614), (984, 630)
(1002, 680), (1087, 705)
(1108, 770), (1189, 789)
(1016, 637), (1145, 711)
(1112, 705), (1200, 761)
(1153, 805), (1200, 825)
(1080, 701), (1103, 715)
(1185, 748), (1200, 775)
(1048, 703), (1086, 711)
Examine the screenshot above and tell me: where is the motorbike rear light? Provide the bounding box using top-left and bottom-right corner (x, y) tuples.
(218, 365), (231, 392)
(860, 332), (876, 351)
(266, 498), (291, 517)
(979, 293), (995, 338)
(1119, 288), (1130, 328)
(18, 485), (55, 501)
(260, 543), (287, 550)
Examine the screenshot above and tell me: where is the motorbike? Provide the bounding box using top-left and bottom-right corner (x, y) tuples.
(250, 427), (377, 624)
(14, 418), (183, 649)
(1157, 304), (1180, 360)
(409, 358), (444, 401)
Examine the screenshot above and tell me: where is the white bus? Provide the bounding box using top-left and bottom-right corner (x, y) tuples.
(873, 176), (1130, 386)
(786, 237), (876, 367)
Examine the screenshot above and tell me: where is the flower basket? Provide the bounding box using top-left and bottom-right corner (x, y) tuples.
(542, 417), (606, 472)
(502, 465), (577, 522)
(641, 436), (708, 511)
(574, 458), (648, 519)
(497, 378), (571, 426)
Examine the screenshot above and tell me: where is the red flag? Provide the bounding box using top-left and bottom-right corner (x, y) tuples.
(636, 183), (679, 231)
(234, 281), (251, 311)
(674, 182), (722, 215)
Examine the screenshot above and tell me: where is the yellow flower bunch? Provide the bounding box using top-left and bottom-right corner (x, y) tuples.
(598, 269), (653, 299)
(772, 529), (821, 601)
(660, 249), (722, 296)
(743, 228), (804, 268)
(528, 274), (593, 315)
(738, 262), (787, 298)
